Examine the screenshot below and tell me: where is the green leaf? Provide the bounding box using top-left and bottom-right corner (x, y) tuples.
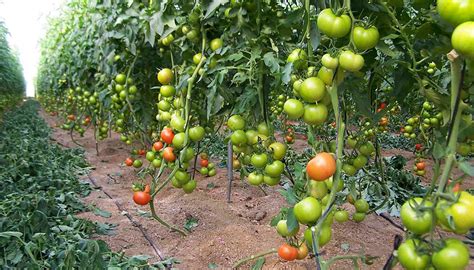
(459, 161), (474, 176)
(286, 208), (299, 233)
(92, 206), (112, 218)
(251, 257), (265, 270)
(263, 52), (279, 73)
(0, 231), (23, 238)
(204, 0), (229, 19)
(309, 21), (320, 50)
(208, 263), (218, 269)
(432, 142), (445, 159)
(282, 63), (293, 84)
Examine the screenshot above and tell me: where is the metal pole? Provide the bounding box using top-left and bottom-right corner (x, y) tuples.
(226, 140), (233, 203)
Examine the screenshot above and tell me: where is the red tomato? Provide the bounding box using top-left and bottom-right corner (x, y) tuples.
(133, 191), (151, 205)
(163, 147), (176, 162)
(278, 243), (298, 261)
(200, 159), (209, 167)
(161, 128), (175, 144)
(125, 157), (134, 166)
(138, 149), (146, 156)
(67, 114), (76, 121)
(415, 144), (423, 151)
(416, 162), (426, 170)
(153, 141), (164, 151)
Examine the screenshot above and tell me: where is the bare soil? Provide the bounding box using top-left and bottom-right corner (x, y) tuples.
(40, 111), (473, 270)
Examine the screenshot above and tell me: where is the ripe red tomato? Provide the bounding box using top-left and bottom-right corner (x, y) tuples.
(161, 128), (175, 144)
(153, 141), (164, 151)
(125, 157), (134, 166)
(200, 159), (209, 167)
(137, 149), (146, 156)
(306, 152), (336, 181)
(415, 143), (422, 151)
(133, 191), (151, 205)
(416, 162), (426, 170)
(277, 243), (298, 261)
(163, 147), (176, 162)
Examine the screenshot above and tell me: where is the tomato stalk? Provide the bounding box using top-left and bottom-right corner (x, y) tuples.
(232, 248), (277, 269)
(147, 38), (207, 236)
(436, 51), (464, 194)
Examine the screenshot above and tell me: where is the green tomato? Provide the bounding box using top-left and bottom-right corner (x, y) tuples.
(210, 38), (223, 51)
(303, 103), (328, 126)
(397, 239), (430, 270)
(193, 53), (205, 65)
(152, 158), (162, 168)
(257, 122), (270, 136)
(132, 159), (143, 168)
(308, 181), (328, 199)
(339, 51), (364, 72)
(170, 115), (185, 132)
(321, 53), (339, 69)
(175, 170), (190, 185)
(342, 164), (357, 176)
(352, 212), (366, 222)
(359, 142), (375, 156)
(200, 167), (209, 175)
(294, 197), (322, 225)
(334, 210), (349, 223)
(400, 197), (433, 235)
(183, 179), (197, 193)
(189, 126), (205, 142)
(208, 168), (217, 177)
(352, 26), (380, 51)
(251, 153), (268, 168)
(264, 160), (285, 177)
(300, 77), (326, 103)
(227, 115), (246, 131)
(317, 66), (335, 85)
(231, 130), (248, 146)
(287, 48), (308, 70)
(245, 130), (259, 145)
(269, 142), (287, 160)
(276, 219), (299, 237)
(283, 99), (304, 119)
(432, 239), (470, 270)
(146, 151), (156, 162)
(452, 21), (474, 60)
(115, 73), (126, 84)
(354, 199), (369, 213)
(304, 226), (332, 249)
(160, 85), (175, 97)
(158, 100), (171, 111)
(263, 175), (280, 186)
(437, 0), (474, 26)
(353, 155), (368, 169)
(172, 132), (186, 149)
(317, 8), (351, 38)
(247, 172), (264, 185)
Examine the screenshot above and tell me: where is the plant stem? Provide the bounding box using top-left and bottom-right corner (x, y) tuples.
(149, 200), (187, 236)
(232, 248), (277, 269)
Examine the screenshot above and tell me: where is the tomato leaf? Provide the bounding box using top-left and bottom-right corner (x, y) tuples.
(286, 208), (299, 233)
(251, 257), (265, 270)
(204, 0), (229, 19)
(459, 161), (474, 177)
(432, 142), (446, 160)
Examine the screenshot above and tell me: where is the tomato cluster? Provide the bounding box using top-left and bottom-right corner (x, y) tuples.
(398, 191), (474, 270)
(199, 153), (217, 177)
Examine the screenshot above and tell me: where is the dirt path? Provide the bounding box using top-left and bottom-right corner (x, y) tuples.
(40, 110), (472, 270)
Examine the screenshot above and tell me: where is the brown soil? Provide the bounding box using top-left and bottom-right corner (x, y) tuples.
(40, 111), (473, 270)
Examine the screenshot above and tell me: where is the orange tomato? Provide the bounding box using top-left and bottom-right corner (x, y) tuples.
(307, 152), (336, 181)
